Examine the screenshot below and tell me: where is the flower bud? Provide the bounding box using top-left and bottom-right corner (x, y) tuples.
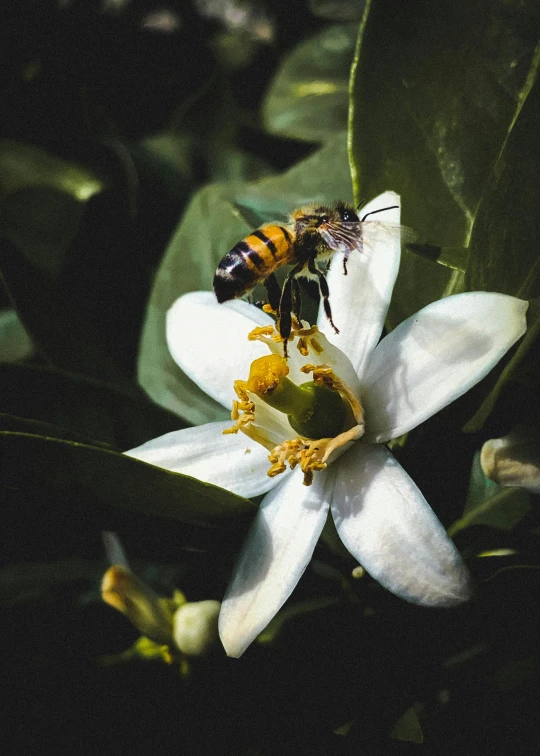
(481, 427), (540, 493)
(172, 600), (221, 656)
(101, 565), (173, 646)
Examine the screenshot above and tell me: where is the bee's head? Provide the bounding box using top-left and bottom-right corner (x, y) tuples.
(292, 202), (358, 234)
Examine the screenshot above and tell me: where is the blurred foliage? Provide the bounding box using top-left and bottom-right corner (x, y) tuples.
(0, 0), (540, 754)
(263, 23), (357, 142)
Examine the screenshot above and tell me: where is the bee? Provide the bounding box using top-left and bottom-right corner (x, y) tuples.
(213, 200), (399, 355)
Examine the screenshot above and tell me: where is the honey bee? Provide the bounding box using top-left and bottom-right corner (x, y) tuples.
(213, 200), (399, 355)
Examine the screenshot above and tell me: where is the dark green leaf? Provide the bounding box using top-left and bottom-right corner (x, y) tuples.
(466, 77), (540, 300)
(405, 243), (468, 273)
(0, 432), (256, 561)
(0, 242), (130, 384)
(0, 140), (103, 200)
(0, 140), (152, 382)
(263, 24), (357, 142)
(389, 707), (424, 744)
(349, 0), (540, 324)
(0, 412), (112, 447)
(462, 78), (540, 428)
(0, 308), (33, 362)
(0, 362), (185, 450)
(349, 0), (540, 244)
(0, 140), (129, 383)
(309, 0), (366, 21)
(0, 559), (103, 606)
(0, 140), (103, 278)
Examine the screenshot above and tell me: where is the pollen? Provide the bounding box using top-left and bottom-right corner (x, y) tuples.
(245, 354), (289, 395)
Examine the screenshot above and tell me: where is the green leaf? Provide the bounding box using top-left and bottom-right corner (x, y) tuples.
(466, 76), (540, 299)
(0, 140), (152, 384)
(0, 362), (184, 450)
(138, 133), (352, 425)
(0, 412), (112, 447)
(0, 140), (103, 279)
(0, 559), (104, 606)
(0, 140), (103, 201)
(0, 140), (134, 384)
(0, 432), (256, 560)
(389, 707), (424, 744)
(309, 0), (365, 21)
(405, 243), (468, 274)
(462, 77), (540, 428)
(257, 597), (340, 645)
(349, 0), (540, 324)
(263, 24), (358, 142)
(448, 452), (531, 536)
(0, 308), (33, 362)
(0, 244), (130, 384)
(349, 0), (540, 243)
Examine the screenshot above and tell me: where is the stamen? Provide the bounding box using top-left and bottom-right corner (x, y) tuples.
(225, 323), (365, 483)
(223, 379), (256, 434)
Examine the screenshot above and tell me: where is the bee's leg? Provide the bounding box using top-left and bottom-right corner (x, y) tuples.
(291, 277), (302, 321)
(342, 253), (349, 275)
(263, 273), (281, 312)
(308, 260), (339, 334)
(279, 265), (303, 357)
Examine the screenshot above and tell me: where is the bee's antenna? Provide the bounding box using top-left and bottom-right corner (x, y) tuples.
(361, 205), (399, 222)
(356, 199), (367, 212)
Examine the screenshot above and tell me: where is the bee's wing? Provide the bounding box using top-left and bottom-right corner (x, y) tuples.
(356, 220), (417, 246)
(321, 220), (416, 254)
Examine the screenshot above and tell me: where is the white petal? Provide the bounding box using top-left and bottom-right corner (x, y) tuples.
(125, 422), (282, 499)
(219, 467), (332, 657)
(363, 292), (528, 443)
(248, 396), (298, 448)
(317, 191), (401, 378)
(332, 443), (471, 606)
(167, 292), (274, 410)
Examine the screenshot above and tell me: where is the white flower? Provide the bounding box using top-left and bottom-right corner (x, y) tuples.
(127, 191), (528, 658)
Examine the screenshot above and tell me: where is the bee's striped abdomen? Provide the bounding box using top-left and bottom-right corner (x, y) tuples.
(213, 225), (294, 303)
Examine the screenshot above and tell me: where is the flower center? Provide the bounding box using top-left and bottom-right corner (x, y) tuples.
(224, 321), (365, 485)
(244, 354), (347, 439)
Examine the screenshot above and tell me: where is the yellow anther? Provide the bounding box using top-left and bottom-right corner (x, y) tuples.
(223, 385), (255, 435)
(297, 337), (309, 356)
(248, 325), (275, 341)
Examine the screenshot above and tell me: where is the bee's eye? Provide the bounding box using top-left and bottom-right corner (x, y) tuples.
(340, 209), (359, 222)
